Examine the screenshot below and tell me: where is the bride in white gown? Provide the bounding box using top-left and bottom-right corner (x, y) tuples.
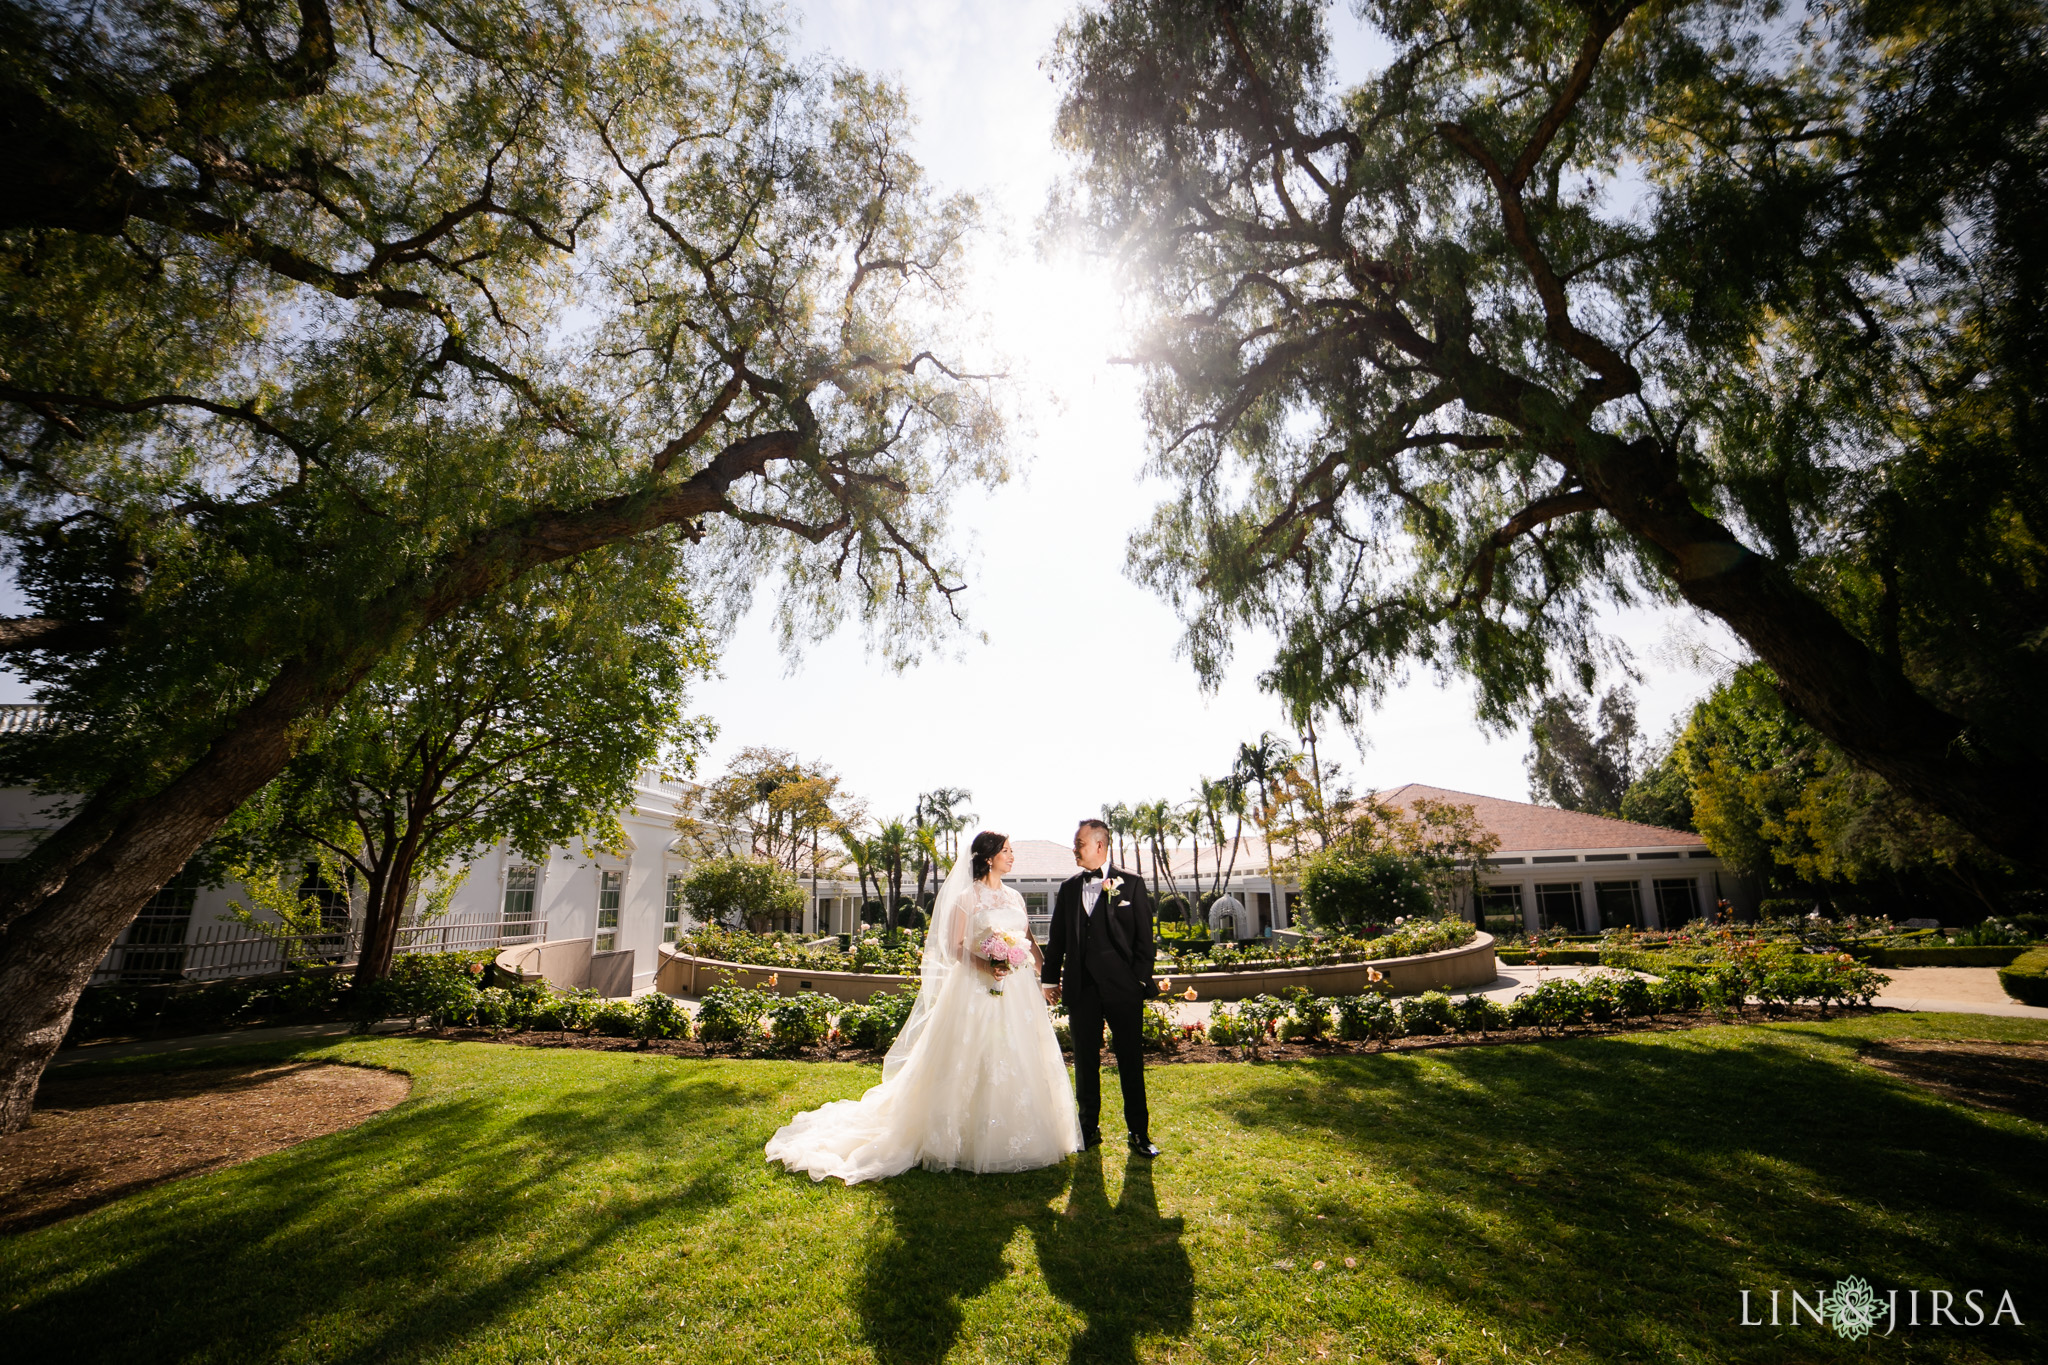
(765, 831), (1083, 1183)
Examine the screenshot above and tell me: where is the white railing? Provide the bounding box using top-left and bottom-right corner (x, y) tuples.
(90, 917), (548, 986)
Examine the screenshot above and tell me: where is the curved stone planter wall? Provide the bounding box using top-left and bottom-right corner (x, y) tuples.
(1158, 932), (1497, 1001)
(655, 943), (913, 1003)
(655, 933), (1496, 1004)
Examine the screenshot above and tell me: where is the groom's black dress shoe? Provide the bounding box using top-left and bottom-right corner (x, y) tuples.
(1082, 1129), (1103, 1150)
(1127, 1135), (1161, 1159)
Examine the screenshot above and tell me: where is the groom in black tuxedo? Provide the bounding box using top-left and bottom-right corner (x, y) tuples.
(1042, 818), (1160, 1158)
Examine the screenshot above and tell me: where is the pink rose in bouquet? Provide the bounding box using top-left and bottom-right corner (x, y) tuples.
(977, 929), (1032, 995)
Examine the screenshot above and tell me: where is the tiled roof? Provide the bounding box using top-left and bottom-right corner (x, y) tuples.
(1374, 783), (1705, 854)
(999, 784), (1704, 882)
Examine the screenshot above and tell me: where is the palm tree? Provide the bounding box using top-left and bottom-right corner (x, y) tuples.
(1195, 777), (1230, 900)
(1212, 777), (1245, 908)
(922, 786), (976, 860)
(1234, 733), (1300, 931)
(872, 817), (913, 933)
(1100, 801), (1132, 870)
(838, 829), (877, 935)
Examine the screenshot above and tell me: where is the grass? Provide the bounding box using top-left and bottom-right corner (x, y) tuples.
(4, 1014), (2045, 1364)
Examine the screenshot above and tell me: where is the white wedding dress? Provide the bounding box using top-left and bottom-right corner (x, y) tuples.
(765, 863), (1082, 1184)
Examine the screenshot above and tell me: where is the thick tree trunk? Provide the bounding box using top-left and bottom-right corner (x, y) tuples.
(0, 431), (799, 1133)
(1578, 433), (2047, 867)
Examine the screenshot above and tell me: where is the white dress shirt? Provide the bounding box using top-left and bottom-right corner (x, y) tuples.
(1081, 862), (1111, 916)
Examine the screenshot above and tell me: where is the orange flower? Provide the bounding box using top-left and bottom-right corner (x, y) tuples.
(1159, 978), (1173, 994)
(1183, 987), (1198, 1002)
(1367, 968), (1384, 983)
(767, 973), (779, 989)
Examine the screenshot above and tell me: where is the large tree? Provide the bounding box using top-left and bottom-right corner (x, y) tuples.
(0, 0), (1006, 1129)
(227, 541), (710, 987)
(1049, 0), (2047, 867)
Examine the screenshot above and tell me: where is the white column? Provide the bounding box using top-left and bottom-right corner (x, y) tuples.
(1521, 881), (1538, 937)
(1638, 875), (1659, 930)
(1579, 876), (1599, 934)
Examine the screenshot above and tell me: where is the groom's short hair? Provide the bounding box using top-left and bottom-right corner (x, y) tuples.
(1074, 819), (1110, 852)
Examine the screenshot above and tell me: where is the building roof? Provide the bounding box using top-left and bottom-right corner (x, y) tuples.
(997, 784), (1704, 884)
(1374, 783), (1704, 854)
(0, 704), (50, 735)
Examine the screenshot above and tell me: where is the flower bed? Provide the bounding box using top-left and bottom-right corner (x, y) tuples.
(1159, 919), (1476, 974)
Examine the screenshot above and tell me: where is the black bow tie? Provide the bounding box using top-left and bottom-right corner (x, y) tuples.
(1082, 869), (1104, 881)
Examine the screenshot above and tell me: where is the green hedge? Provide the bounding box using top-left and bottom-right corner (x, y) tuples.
(1852, 945), (2027, 968)
(1998, 948), (2048, 1007)
(1497, 948), (1603, 965)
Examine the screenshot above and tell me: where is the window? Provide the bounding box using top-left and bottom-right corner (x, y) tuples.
(503, 866), (537, 924)
(1595, 881), (1643, 930)
(1653, 877), (1699, 926)
(1535, 883), (1583, 932)
(597, 869), (622, 952)
(123, 870), (199, 979)
(664, 873), (684, 943)
(1477, 884), (1524, 939)
(298, 865), (352, 930)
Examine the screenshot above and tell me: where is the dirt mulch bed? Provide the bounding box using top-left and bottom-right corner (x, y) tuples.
(1861, 1038), (2048, 1124)
(418, 1003), (1895, 1066)
(0, 1061), (410, 1235)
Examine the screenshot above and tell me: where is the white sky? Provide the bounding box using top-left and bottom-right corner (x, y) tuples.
(0, 1), (1747, 840)
(680, 0), (1745, 838)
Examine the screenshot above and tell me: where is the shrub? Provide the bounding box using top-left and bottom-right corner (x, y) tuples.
(1654, 973), (1706, 1012)
(1206, 1004), (1251, 1047)
(1610, 974), (1658, 1018)
(636, 992), (691, 1041)
(1333, 991), (1400, 1041)
(1399, 990), (1458, 1036)
(1238, 995), (1292, 1053)
(1156, 895), (1191, 924)
(837, 986), (919, 1051)
(696, 985), (774, 1045)
(1513, 979), (1590, 1031)
(1139, 1001), (1181, 1052)
(1950, 918), (2029, 947)
(1999, 947), (2048, 1007)
(1455, 993), (1511, 1032)
(768, 993), (836, 1051)
(472, 986), (518, 1032)
(1277, 988), (1332, 1042)
(1298, 847), (1434, 932)
(532, 987), (600, 1032)
(590, 999), (641, 1037)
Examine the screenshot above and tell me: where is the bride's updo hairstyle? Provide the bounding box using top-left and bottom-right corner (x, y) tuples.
(970, 830), (1008, 881)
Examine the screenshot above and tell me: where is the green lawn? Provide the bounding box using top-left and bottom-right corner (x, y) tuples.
(5, 1015), (2045, 1364)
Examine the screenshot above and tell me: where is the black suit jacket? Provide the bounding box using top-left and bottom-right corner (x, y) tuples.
(1043, 863), (1155, 1004)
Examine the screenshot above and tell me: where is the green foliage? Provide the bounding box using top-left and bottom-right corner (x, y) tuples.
(1525, 688), (1642, 818)
(694, 986), (774, 1047)
(1455, 994), (1512, 1033)
(1333, 991), (1400, 1042)
(1998, 948), (2048, 1007)
(1297, 847), (1433, 933)
(369, 951), (496, 1025)
(635, 993), (692, 1043)
(1268, 988), (1328, 1043)
(1139, 1001), (1183, 1053)
(766, 993), (837, 1053)
(1048, 0), (2048, 863)
(589, 1001), (641, 1038)
(1162, 918), (1474, 975)
(1398, 992), (1458, 1038)
(681, 858), (806, 933)
(834, 986), (920, 1052)
(1156, 895), (1191, 924)
(531, 988), (600, 1034)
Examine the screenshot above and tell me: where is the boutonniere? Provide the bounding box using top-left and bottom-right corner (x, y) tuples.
(1100, 876), (1123, 901)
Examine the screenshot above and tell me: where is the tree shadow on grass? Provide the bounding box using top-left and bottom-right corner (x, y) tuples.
(1217, 1032), (2048, 1361)
(1, 1047), (771, 1364)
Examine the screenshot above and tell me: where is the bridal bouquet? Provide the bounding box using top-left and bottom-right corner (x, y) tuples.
(977, 929), (1033, 995)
